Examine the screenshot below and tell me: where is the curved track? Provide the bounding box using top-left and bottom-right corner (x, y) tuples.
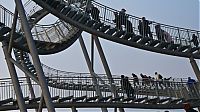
(0, 3), (82, 55)
(31, 0), (200, 59)
(0, 0), (200, 110)
(0, 76), (199, 110)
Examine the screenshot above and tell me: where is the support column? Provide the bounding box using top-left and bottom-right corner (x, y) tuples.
(19, 51), (37, 112)
(93, 35), (125, 112)
(2, 41), (27, 112)
(38, 95), (44, 112)
(79, 36), (108, 112)
(189, 57), (200, 80)
(189, 57), (200, 112)
(14, 0), (55, 111)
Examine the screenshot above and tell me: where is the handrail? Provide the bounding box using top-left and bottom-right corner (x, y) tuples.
(0, 76), (199, 101)
(92, 1), (200, 47)
(0, 4), (21, 32)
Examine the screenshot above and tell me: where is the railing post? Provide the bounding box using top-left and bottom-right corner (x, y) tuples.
(103, 6), (107, 22)
(187, 30), (191, 46)
(177, 28), (182, 45)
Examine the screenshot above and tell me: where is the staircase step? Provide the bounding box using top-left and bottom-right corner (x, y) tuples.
(158, 98), (171, 104)
(144, 97), (159, 104)
(58, 96), (73, 103)
(121, 32), (134, 40)
(0, 98), (13, 106)
(92, 22), (104, 30)
(98, 96), (112, 102)
(61, 7), (72, 15)
(167, 43), (180, 50)
(79, 15), (90, 24)
(111, 96), (124, 102)
(72, 96), (87, 102)
(169, 98), (184, 104)
(113, 30), (125, 38)
(157, 42), (170, 49)
(134, 97), (147, 103)
(138, 37), (151, 45)
(72, 13), (83, 21)
(0, 27), (11, 36)
(186, 47), (200, 53)
(51, 0), (61, 8)
(100, 25), (110, 32)
(29, 97), (41, 104)
(66, 10), (77, 18)
(86, 20), (96, 27)
(106, 28), (117, 35)
(177, 45), (190, 52)
(30, 9), (46, 18)
(147, 39), (160, 46)
(130, 35), (142, 42)
(56, 4), (65, 11)
(85, 96), (99, 102)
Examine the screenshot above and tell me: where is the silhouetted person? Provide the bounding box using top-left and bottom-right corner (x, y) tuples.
(163, 30), (173, 43)
(113, 12), (122, 31)
(140, 73), (148, 86)
(155, 72), (164, 89)
(113, 9), (133, 33)
(138, 20), (143, 35)
(187, 77), (198, 98)
(155, 24), (165, 41)
(125, 20), (133, 33)
(190, 34), (199, 47)
(119, 9), (128, 26)
(121, 75), (126, 89)
(132, 73), (139, 86)
(163, 77), (172, 87)
(124, 76), (135, 97)
(87, 4), (100, 22)
(140, 17), (153, 38)
(120, 75), (134, 97)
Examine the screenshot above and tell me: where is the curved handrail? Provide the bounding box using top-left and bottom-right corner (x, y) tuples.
(0, 3), (82, 54)
(30, 0), (200, 59)
(92, 1), (199, 47)
(0, 76), (199, 101)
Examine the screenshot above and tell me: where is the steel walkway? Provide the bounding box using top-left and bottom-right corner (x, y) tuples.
(0, 0), (200, 111)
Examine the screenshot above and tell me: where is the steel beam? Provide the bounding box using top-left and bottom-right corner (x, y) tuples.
(189, 57), (200, 112)
(2, 41), (27, 112)
(79, 36), (108, 112)
(189, 57), (200, 81)
(8, 7), (18, 54)
(14, 0), (55, 111)
(93, 35), (125, 112)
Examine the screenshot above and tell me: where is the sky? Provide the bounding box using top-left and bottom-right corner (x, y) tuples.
(0, 0), (199, 112)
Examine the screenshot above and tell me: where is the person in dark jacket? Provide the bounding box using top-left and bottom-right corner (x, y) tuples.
(139, 17), (153, 38)
(190, 34), (199, 47)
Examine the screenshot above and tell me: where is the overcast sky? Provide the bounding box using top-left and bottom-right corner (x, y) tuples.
(0, 0), (199, 80)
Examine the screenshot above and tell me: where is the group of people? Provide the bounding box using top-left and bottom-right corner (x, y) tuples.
(113, 9), (133, 33)
(120, 75), (135, 98)
(86, 4), (199, 47)
(132, 72), (172, 89)
(121, 72), (173, 97)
